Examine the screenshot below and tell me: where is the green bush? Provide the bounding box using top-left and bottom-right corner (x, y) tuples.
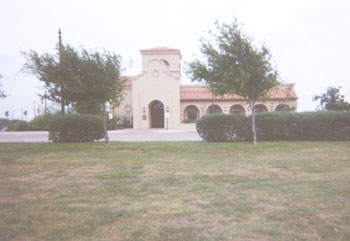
(6, 120), (33, 131)
(30, 113), (61, 131)
(117, 116), (133, 129)
(48, 114), (104, 143)
(196, 111), (350, 142)
(254, 111), (350, 141)
(182, 119), (197, 123)
(196, 114), (250, 142)
(105, 114), (132, 130)
(0, 118), (10, 130)
(106, 114), (118, 130)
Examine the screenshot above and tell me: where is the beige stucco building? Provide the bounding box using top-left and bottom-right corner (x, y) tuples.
(113, 47), (298, 129)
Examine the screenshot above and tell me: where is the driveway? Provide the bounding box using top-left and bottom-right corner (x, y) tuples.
(0, 129), (202, 143)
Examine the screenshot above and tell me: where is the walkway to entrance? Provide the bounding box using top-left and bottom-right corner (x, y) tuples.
(108, 129), (201, 142)
(0, 129), (202, 142)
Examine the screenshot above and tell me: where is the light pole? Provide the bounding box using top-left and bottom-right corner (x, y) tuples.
(165, 106), (170, 130)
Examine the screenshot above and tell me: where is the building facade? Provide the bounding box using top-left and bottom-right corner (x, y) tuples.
(113, 47), (298, 129)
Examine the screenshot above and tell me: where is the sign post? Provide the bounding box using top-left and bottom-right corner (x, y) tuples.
(165, 113), (169, 130)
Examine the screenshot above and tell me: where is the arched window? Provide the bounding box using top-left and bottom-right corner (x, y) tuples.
(230, 104), (245, 115)
(275, 104), (291, 112)
(161, 59), (170, 70)
(184, 105), (200, 121)
(207, 105), (222, 114)
(254, 104), (268, 113)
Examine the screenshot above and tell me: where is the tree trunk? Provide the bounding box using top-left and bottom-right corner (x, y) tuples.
(250, 101), (257, 145)
(61, 97), (65, 116)
(102, 103), (109, 146)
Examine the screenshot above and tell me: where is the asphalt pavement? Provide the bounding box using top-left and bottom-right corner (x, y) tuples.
(0, 129), (202, 143)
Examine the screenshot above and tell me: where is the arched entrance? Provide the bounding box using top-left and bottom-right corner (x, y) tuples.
(149, 100), (164, 128)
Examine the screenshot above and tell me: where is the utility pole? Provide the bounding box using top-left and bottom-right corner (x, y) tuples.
(33, 101), (36, 118)
(44, 91), (47, 115)
(58, 28), (65, 116)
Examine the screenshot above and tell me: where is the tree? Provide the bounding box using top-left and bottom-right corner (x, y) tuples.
(313, 86), (350, 111)
(68, 49), (125, 145)
(187, 19), (279, 145)
(0, 74), (6, 99)
(22, 30), (125, 145)
(22, 30), (80, 116)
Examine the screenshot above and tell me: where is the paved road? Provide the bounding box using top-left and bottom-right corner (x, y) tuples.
(0, 129), (202, 143)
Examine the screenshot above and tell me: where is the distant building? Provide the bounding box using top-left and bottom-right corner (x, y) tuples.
(113, 47), (297, 129)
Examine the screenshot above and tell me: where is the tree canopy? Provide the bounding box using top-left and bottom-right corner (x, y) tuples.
(314, 86), (350, 111)
(187, 19), (280, 144)
(22, 44), (79, 114)
(68, 49), (125, 115)
(22, 31), (125, 145)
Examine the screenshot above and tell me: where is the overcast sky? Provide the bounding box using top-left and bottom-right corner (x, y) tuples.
(1, 0), (350, 120)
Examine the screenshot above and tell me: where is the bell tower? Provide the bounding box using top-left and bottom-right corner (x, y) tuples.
(140, 47), (181, 79)
(132, 47), (182, 129)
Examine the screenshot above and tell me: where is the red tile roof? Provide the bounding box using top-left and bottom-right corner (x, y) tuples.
(120, 77), (297, 101)
(268, 85), (298, 100)
(180, 84), (298, 101)
(180, 89), (245, 101)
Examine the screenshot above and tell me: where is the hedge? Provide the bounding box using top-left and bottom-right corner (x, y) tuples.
(196, 111), (350, 142)
(0, 118), (10, 130)
(5, 120), (33, 131)
(48, 114), (104, 143)
(196, 114), (250, 142)
(5, 113), (131, 132)
(30, 113), (61, 131)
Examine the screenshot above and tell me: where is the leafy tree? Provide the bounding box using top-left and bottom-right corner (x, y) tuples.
(22, 30), (81, 115)
(68, 49), (125, 145)
(22, 30), (125, 145)
(313, 86), (350, 111)
(187, 19), (279, 144)
(0, 74), (6, 99)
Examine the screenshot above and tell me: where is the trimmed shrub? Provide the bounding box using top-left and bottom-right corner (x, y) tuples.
(0, 118), (10, 130)
(30, 113), (61, 131)
(196, 114), (250, 142)
(182, 119), (197, 123)
(196, 111), (350, 142)
(254, 111), (350, 141)
(6, 120), (33, 131)
(106, 115), (133, 130)
(106, 114), (118, 130)
(48, 114), (104, 143)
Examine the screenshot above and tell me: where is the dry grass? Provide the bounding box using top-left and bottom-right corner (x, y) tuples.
(0, 141), (349, 240)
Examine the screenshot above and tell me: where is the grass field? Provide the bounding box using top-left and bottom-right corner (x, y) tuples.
(0, 141), (349, 240)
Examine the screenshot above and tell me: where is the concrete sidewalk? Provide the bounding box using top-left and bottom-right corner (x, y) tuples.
(0, 131), (49, 143)
(108, 129), (202, 142)
(0, 129), (202, 143)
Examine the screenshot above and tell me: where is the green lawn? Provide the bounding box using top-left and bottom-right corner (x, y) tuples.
(0, 141), (349, 240)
